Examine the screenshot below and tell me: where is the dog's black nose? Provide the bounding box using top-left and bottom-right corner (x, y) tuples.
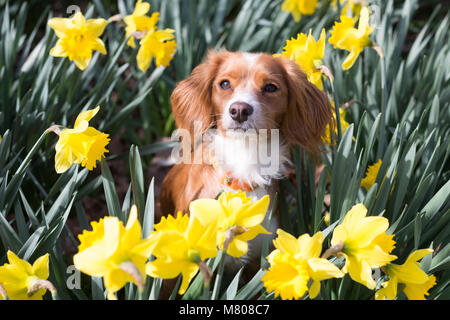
(229, 102), (254, 123)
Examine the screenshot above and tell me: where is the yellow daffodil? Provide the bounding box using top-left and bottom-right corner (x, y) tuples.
(137, 28), (177, 71)
(280, 29), (326, 90)
(0, 251), (54, 300)
(281, 0), (318, 22)
(124, 0), (159, 48)
(330, 203), (397, 289)
(146, 212), (218, 295)
(361, 159), (382, 191)
(123, 0), (176, 71)
(323, 105), (351, 145)
(53, 106), (110, 174)
(332, 0), (366, 18)
(262, 230), (344, 299)
(376, 249), (436, 300)
(189, 191), (271, 258)
(74, 206), (154, 300)
(48, 12), (107, 70)
(328, 7), (374, 70)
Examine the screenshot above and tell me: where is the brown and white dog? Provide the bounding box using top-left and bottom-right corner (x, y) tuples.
(159, 50), (332, 274)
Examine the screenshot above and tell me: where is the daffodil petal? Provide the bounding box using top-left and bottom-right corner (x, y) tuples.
(49, 40), (67, 57)
(307, 257), (344, 281)
(74, 106), (100, 128)
(179, 263), (200, 295)
(308, 279), (321, 299)
(189, 198), (224, 226)
(297, 232), (324, 259)
(85, 18), (108, 38)
(31, 254), (50, 280)
(47, 18), (69, 38)
(6, 251), (32, 275)
(375, 276), (398, 300)
(236, 195), (269, 228)
(273, 229), (300, 255)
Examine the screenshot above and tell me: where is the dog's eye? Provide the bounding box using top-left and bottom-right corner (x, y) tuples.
(219, 80), (232, 90)
(263, 84), (278, 93)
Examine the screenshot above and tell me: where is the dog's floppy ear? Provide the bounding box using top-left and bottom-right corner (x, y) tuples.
(278, 57), (333, 156)
(171, 50), (227, 134)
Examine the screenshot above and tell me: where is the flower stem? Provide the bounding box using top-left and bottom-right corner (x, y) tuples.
(198, 261), (213, 300)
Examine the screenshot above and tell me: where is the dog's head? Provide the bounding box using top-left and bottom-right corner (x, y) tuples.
(171, 50), (333, 155)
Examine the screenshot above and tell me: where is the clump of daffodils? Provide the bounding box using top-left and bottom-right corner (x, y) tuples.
(262, 203), (437, 300)
(189, 190), (271, 258)
(124, 0), (177, 71)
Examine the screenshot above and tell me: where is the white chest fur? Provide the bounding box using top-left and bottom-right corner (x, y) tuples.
(209, 130), (290, 190)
